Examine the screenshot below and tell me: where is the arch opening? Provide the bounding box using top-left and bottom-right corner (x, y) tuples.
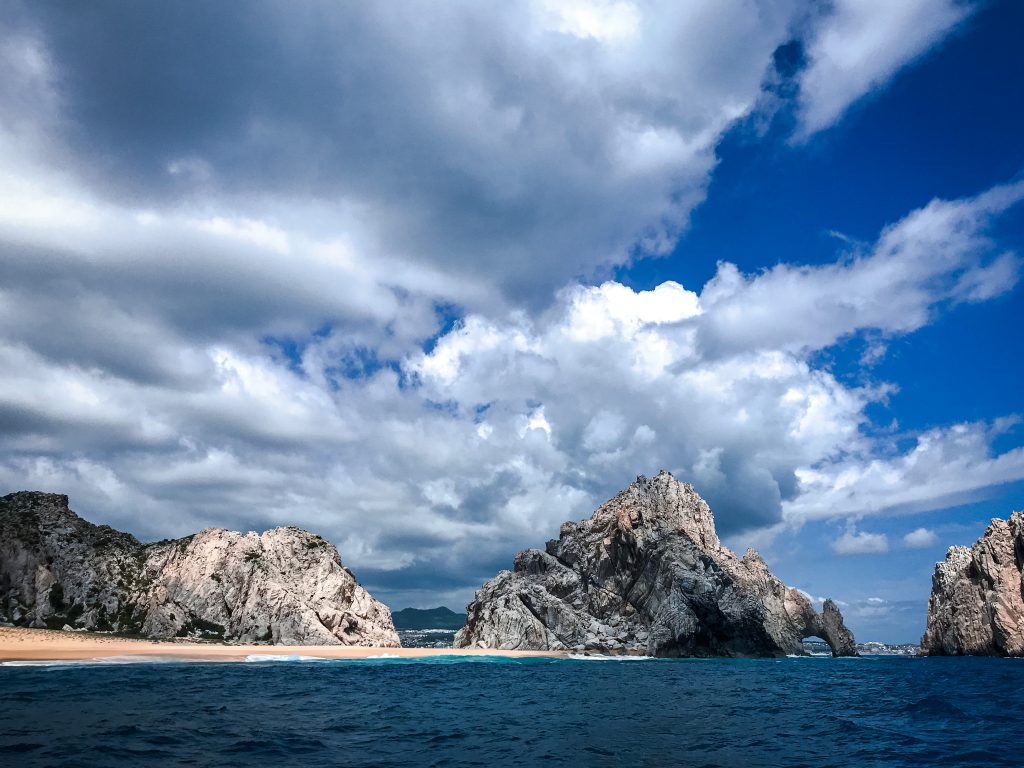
(801, 635), (834, 656)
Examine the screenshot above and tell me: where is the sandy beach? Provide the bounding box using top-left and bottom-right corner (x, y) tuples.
(0, 626), (564, 663)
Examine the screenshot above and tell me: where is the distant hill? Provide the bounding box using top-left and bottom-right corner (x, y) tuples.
(391, 607), (465, 630)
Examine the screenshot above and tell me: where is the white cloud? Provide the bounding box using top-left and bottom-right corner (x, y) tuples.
(699, 181), (1024, 356)
(193, 216), (291, 255)
(847, 597), (894, 619)
(831, 529), (889, 556)
(784, 420), (1024, 523)
(795, 0), (974, 138)
(0, 181), (1020, 602)
(903, 527), (939, 549)
(534, 0), (642, 43)
(564, 281), (701, 342)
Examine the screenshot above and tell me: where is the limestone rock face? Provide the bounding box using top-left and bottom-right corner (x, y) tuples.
(454, 471), (857, 657)
(921, 512), (1024, 656)
(0, 491), (399, 646)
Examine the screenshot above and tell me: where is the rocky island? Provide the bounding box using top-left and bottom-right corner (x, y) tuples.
(921, 510), (1024, 656)
(0, 491), (399, 646)
(455, 471), (857, 657)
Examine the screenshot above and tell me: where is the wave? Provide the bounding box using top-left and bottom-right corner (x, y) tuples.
(903, 694), (967, 718)
(786, 653), (834, 658)
(568, 654), (656, 661)
(1, 655), (182, 667)
(243, 654), (331, 663)
(397, 629), (458, 634)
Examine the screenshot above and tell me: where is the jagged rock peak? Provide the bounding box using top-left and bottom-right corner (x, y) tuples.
(586, 471), (720, 551)
(921, 511), (1024, 656)
(456, 472), (857, 658)
(0, 491), (399, 647)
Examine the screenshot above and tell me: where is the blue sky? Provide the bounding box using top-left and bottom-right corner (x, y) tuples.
(619, 0), (1024, 640)
(0, 0), (1022, 643)
(682, 0), (1024, 641)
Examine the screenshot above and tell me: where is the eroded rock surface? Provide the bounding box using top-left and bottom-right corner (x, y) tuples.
(921, 512), (1024, 656)
(0, 492), (399, 646)
(455, 471), (857, 657)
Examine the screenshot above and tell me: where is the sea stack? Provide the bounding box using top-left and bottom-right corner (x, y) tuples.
(454, 471), (857, 657)
(921, 511), (1024, 656)
(0, 491), (400, 646)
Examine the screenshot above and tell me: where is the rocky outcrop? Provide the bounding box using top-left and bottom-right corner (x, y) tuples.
(0, 492), (399, 646)
(921, 511), (1024, 656)
(454, 471), (857, 657)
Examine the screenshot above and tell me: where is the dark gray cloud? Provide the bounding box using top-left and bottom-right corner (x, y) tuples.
(7, 0), (802, 300)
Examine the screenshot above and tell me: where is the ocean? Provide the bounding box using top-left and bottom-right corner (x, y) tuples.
(1, 655), (1021, 767)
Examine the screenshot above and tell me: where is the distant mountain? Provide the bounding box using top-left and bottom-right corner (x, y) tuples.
(391, 606), (465, 630)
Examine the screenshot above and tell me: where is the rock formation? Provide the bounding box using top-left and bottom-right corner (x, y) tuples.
(921, 511), (1024, 656)
(0, 491), (399, 646)
(455, 471), (857, 657)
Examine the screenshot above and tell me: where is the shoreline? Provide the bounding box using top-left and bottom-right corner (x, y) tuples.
(0, 626), (565, 663)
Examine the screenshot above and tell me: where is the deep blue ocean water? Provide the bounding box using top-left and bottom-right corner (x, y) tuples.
(1, 655), (1021, 767)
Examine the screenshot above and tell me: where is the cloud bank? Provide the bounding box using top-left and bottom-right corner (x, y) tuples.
(0, 1), (1002, 606)
(2, 177), (1020, 604)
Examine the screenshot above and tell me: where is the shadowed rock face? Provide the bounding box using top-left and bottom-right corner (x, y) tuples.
(921, 512), (1024, 657)
(0, 492), (399, 646)
(454, 472), (857, 657)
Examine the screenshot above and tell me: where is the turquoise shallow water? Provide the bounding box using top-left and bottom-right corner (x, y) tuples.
(1, 655), (1021, 767)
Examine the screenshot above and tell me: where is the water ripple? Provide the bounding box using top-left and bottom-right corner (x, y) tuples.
(1, 656), (1022, 766)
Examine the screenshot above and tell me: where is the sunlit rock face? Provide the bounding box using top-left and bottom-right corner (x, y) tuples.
(921, 512), (1024, 657)
(0, 491), (399, 647)
(455, 471), (857, 657)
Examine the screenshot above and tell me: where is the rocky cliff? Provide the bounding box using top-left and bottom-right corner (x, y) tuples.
(0, 492), (399, 646)
(455, 471), (857, 657)
(920, 511), (1024, 656)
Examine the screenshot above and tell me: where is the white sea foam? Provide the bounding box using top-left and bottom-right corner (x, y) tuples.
(786, 653), (833, 658)
(243, 653), (327, 663)
(243, 652), (410, 662)
(395, 630), (456, 638)
(568, 654), (655, 661)
(1, 655), (179, 667)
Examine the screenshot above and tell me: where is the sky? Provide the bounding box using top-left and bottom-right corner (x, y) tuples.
(1, 0), (1021, 643)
